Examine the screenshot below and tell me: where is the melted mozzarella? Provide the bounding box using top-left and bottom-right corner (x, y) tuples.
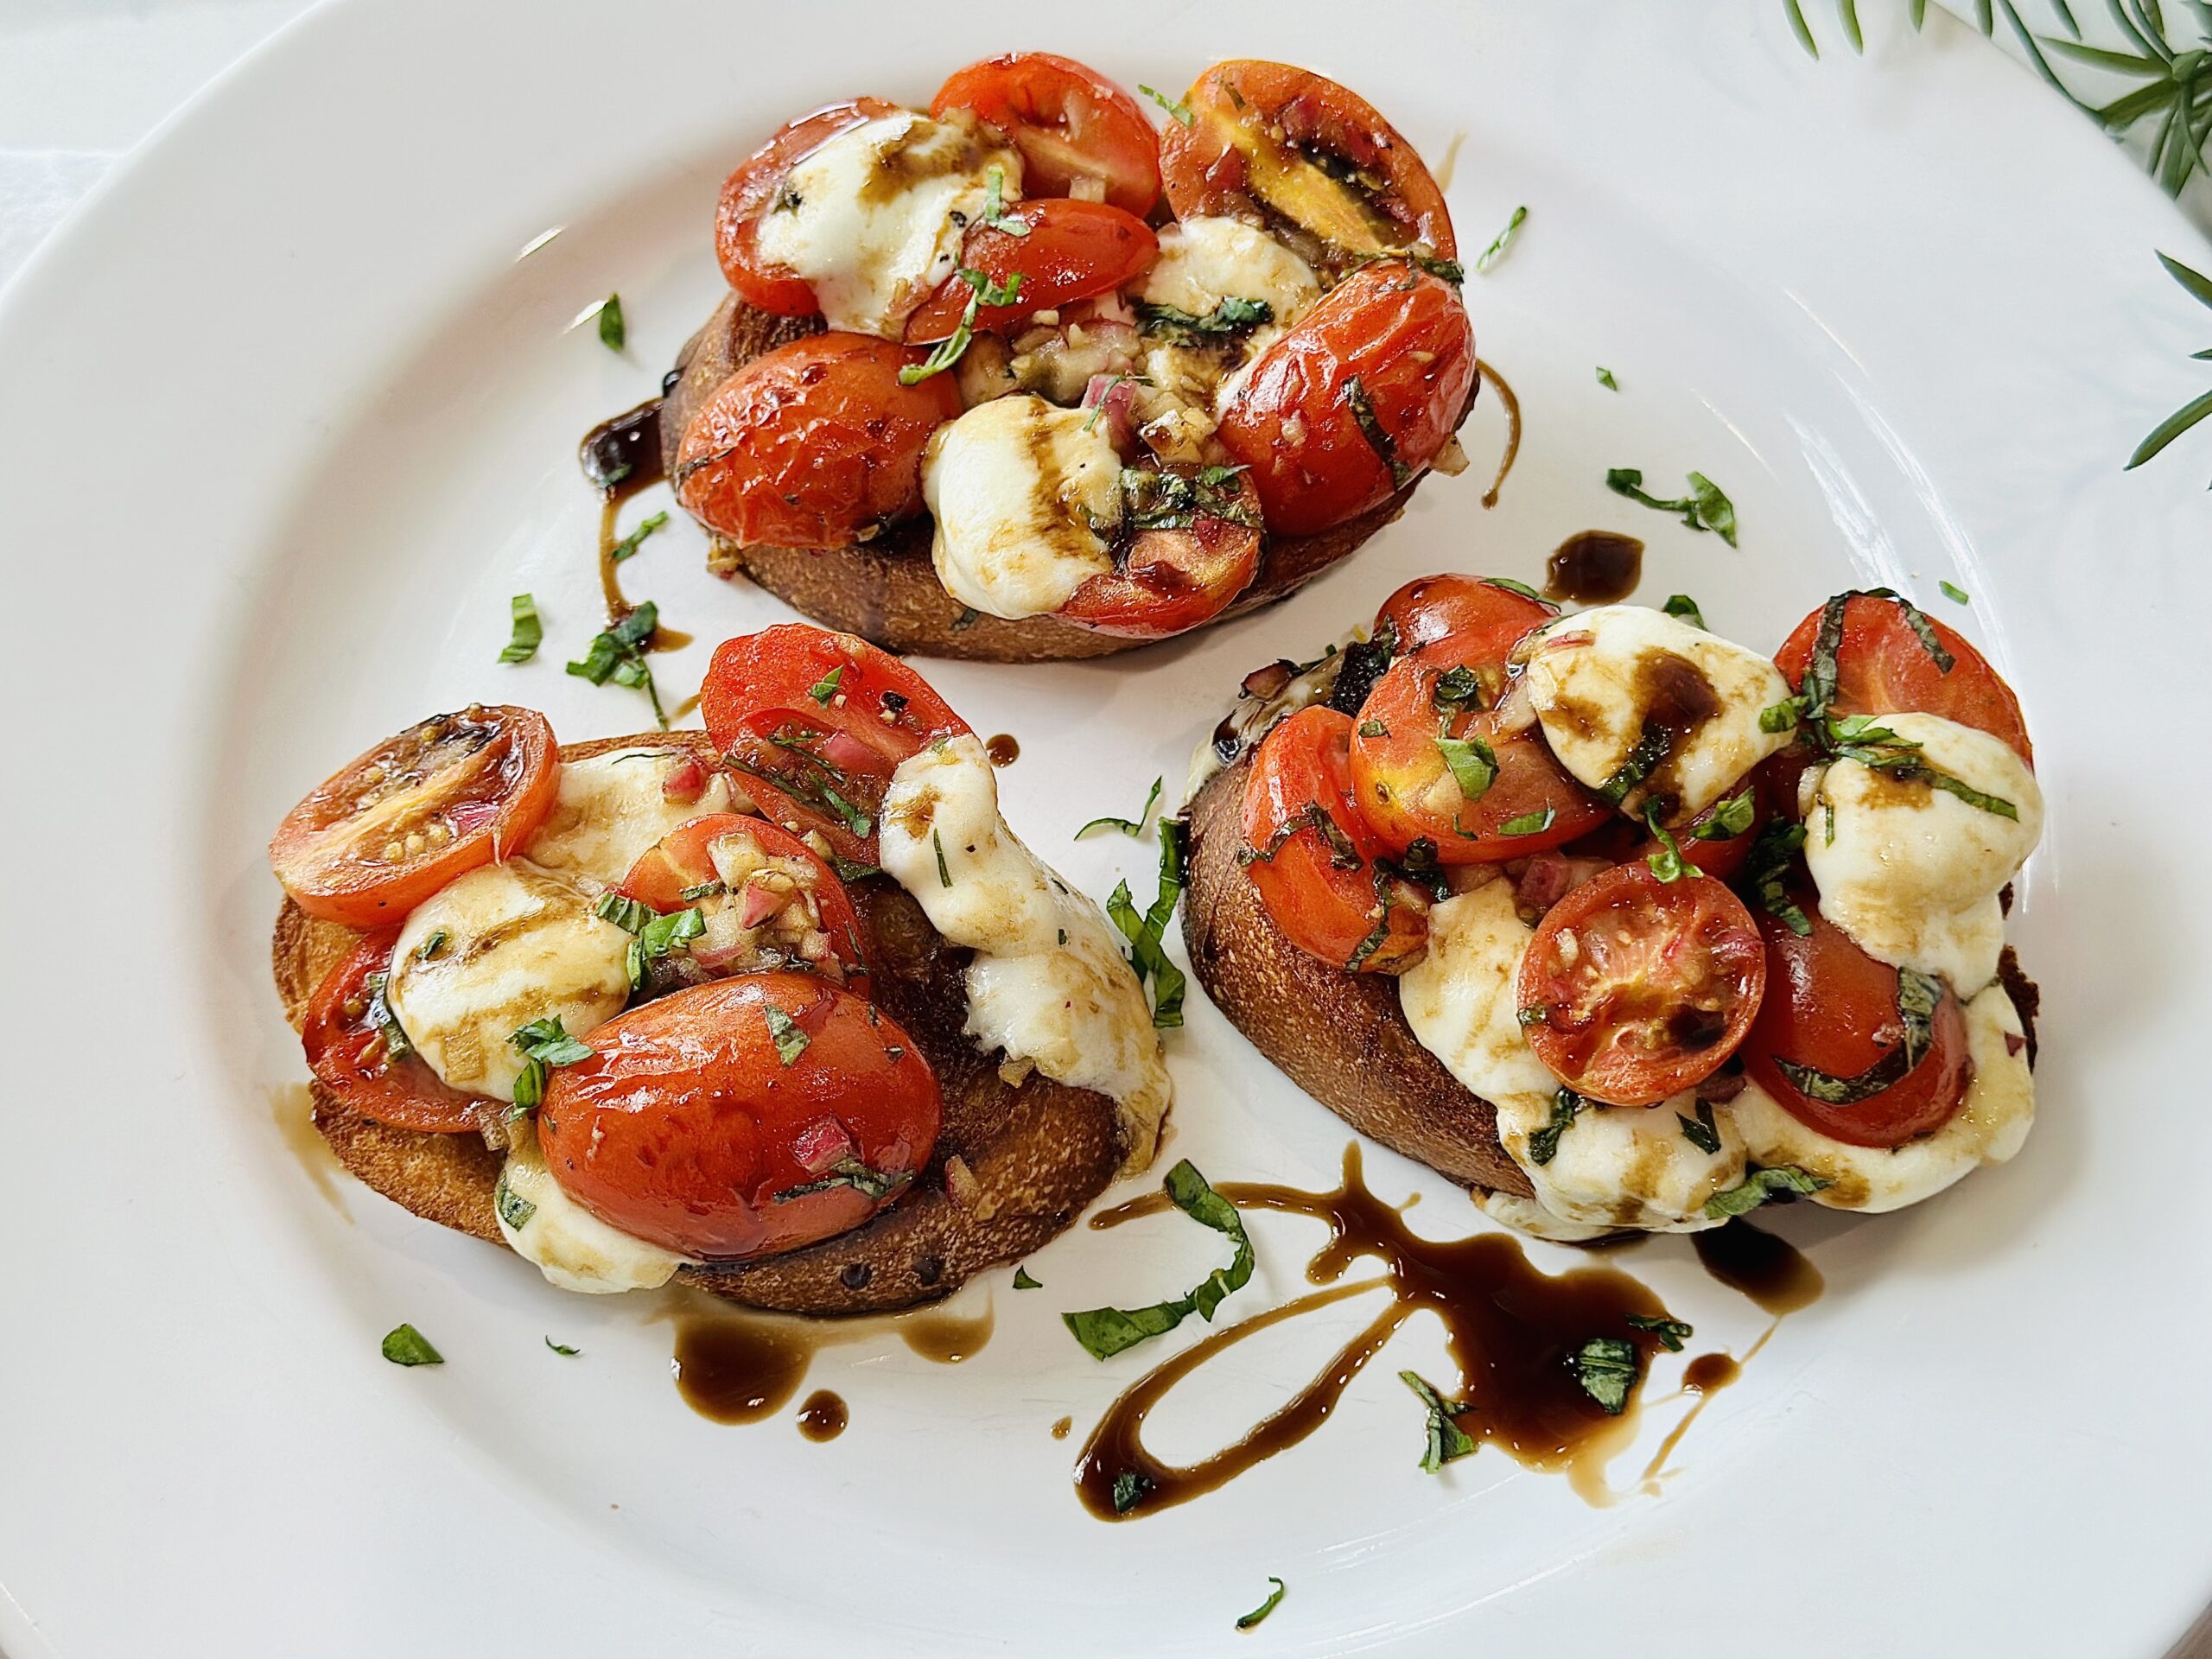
(495, 1119), (688, 1294)
(1471, 1190), (1622, 1245)
(752, 111), (1017, 337)
(1398, 880), (1557, 1103)
(1516, 604), (1793, 820)
(386, 861), (630, 1103)
(879, 735), (1168, 1169)
(1803, 712), (2043, 991)
(922, 395), (1123, 620)
(1136, 217), (1319, 331)
(1729, 984), (2034, 1212)
(524, 749), (740, 888)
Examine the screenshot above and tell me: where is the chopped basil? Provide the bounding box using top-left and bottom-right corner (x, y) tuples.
(764, 1004), (810, 1065)
(951, 607), (981, 631)
(1344, 375), (1412, 487)
(1057, 928), (1068, 945)
(1596, 365), (1620, 391)
(1496, 805), (1556, 837)
(1747, 818), (1812, 937)
(932, 829), (952, 888)
(1865, 586), (1955, 672)
(1704, 1165), (1832, 1220)
(981, 164), (1029, 237)
(1597, 723), (1673, 806)
(1111, 1471), (1154, 1514)
(1939, 580), (1970, 605)
(381, 1324), (443, 1367)
(1643, 804), (1694, 882)
(1236, 1578), (1287, 1631)
(1678, 1098), (1721, 1154)
(1474, 204), (1528, 274)
(544, 1338), (580, 1357)
(1525, 1088), (1582, 1166)
(499, 593), (543, 664)
(568, 601), (667, 728)
(416, 929), (448, 961)
(1243, 802), (1361, 871)
(1759, 696), (1807, 734)
(899, 268), (1021, 385)
(1358, 718), (1389, 738)
(1695, 789), (1756, 840)
(1431, 664), (1485, 713)
(777, 1154), (910, 1202)
(1434, 734), (1498, 802)
(493, 1170), (536, 1231)
(1013, 1266), (1042, 1290)
(608, 511), (668, 564)
(828, 855), (880, 884)
(1107, 818), (1188, 1028)
(1775, 969), (1944, 1104)
(1625, 1313), (1693, 1352)
(1662, 593), (1707, 630)
(1137, 82), (1193, 125)
(594, 890), (658, 934)
(1063, 1160), (1251, 1359)
(1571, 1336), (1638, 1414)
(807, 665), (843, 704)
(1400, 1370), (1477, 1471)
(596, 293), (625, 352)
(680, 879), (726, 901)
(1605, 467), (1738, 546)
(1121, 462), (1257, 531)
(1135, 296), (1272, 343)
(1077, 776), (1163, 840)
(1482, 576), (1543, 601)
(626, 906), (704, 989)
(510, 1017), (594, 1110)
(1344, 861), (1414, 971)
(362, 970), (411, 1063)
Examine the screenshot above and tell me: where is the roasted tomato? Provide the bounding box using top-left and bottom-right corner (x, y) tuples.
(904, 198), (1157, 341)
(1347, 583), (1607, 861)
(1057, 463), (1263, 638)
(1774, 592), (2031, 765)
(1217, 264), (1475, 537)
(270, 705), (559, 927)
(931, 53), (1161, 214)
(1516, 863), (1767, 1107)
(715, 97), (901, 313)
(537, 974), (940, 1260)
(1740, 898), (1970, 1147)
(619, 812), (870, 985)
(673, 334), (960, 550)
(1158, 60), (1456, 264)
(1241, 706), (1432, 973)
(301, 931), (483, 1134)
(702, 625), (970, 868)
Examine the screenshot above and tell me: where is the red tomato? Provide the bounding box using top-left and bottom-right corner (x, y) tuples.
(715, 98), (900, 314)
(931, 53), (1161, 215)
(270, 706), (560, 928)
(619, 812), (870, 985)
(903, 198), (1157, 342)
(673, 334), (960, 550)
(1217, 264), (1475, 537)
(1740, 899), (1969, 1147)
(1057, 465), (1263, 639)
(1774, 593), (2031, 765)
(301, 931), (484, 1134)
(1376, 574), (1555, 655)
(1158, 60), (1456, 261)
(1516, 863), (1767, 1107)
(537, 975), (940, 1260)
(702, 625), (970, 867)
(1240, 706), (1432, 973)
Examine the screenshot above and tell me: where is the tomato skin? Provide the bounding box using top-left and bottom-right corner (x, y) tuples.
(1516, 863), (1767, 1107)
(1376, 574), (1558, 655)
(931, 54), (1161, 215)
(302, 931), (484, 1134)
(270, 706), (560, 928)
(904, 199), (1157, 342)
(715, 98), (901, 314)
(1740, 900), (1970, 1147)
(1217, 264), (1475, 537)
(702, 625), (970, 867)
(1056, 467), (1263, 638)
(1775, 594), (2031, 765)
(618, 811), (871, 983)
(1241, 706), (1431, 973)
(674, 334), (960, 550)
(537, 975), (940, 1261)
(1158, 60), (1456, 260)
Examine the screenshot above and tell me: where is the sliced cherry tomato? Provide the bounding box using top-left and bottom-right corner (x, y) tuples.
(1056, 464), (1262, 638)
(619, 812), (870, 984)
(674, 334), (960, 550)
(1740, 898), (1970, 1147)
(1516, 863), (1767, 1107)
(1158, 60), (1455, 264)
(537, 974), (940, 1260)
(301, 931), (484, 1134)
(1240, 706), (1432, 973)
(931, 53), (1160, 215)
(715, 98), (901, 314)
(270, 706), (559, 928)
(1217, 264), (1475, 537)
(1774, 593), (2031, 764)
(904, 198), (1157, 342)
(702, 625), (970, 867)
(1375, 574), (1556, 655)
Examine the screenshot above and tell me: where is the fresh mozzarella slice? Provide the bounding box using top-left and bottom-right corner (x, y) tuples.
(921, 394), (1124, 620)
(1729, 983), (2034, 1212)
(1514, 603), (1794, 820)
(495, 1119), (689, 1294)
(523, 749), (738, 888)
(752, 110), (1019, 337)
(1136, 216), (1319, 331)
(385, 861), (630, 1103)
(1802, 711), (2043, 991)
(1397, 880), (1557, 1103)
(878, 734), (1168, 1168)
(1471, 1190), (1623, 1245)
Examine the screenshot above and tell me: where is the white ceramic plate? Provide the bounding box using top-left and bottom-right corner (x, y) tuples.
(4, 3), (2209, 1653)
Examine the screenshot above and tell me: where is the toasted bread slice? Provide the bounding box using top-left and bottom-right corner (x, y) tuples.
(271, 733), (1137, 1313)
(658, 295), (1467, 664)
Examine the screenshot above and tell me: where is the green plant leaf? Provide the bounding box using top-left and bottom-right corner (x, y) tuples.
(2126, 388), (2212, 468)
(2159, 251), (2212, 309)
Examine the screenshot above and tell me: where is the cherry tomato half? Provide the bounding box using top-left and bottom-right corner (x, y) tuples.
(1217, 263), (1475, 537)
(270, 706), (560, 928)
(301, 931), (484, 1134)
(702, 625), (970, 868)
(931, 53), (1161, 215)
(1774, 593), (2031, 765)
(1158, 60), (1456, 263)
(1739, 898), (1970, 1147)
(1057, 464), (1263, 639)
(674, 334), (961, 550)
(715, 98), (901, 314)
(904, 198), (1157, 342)
(1516, 862), (1767, 1107)
(619, 812), (870, 985)
(1240, 706), (1432, 973)
(1375, 573), (1554, 656)
(537, 974), (940, 1260)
